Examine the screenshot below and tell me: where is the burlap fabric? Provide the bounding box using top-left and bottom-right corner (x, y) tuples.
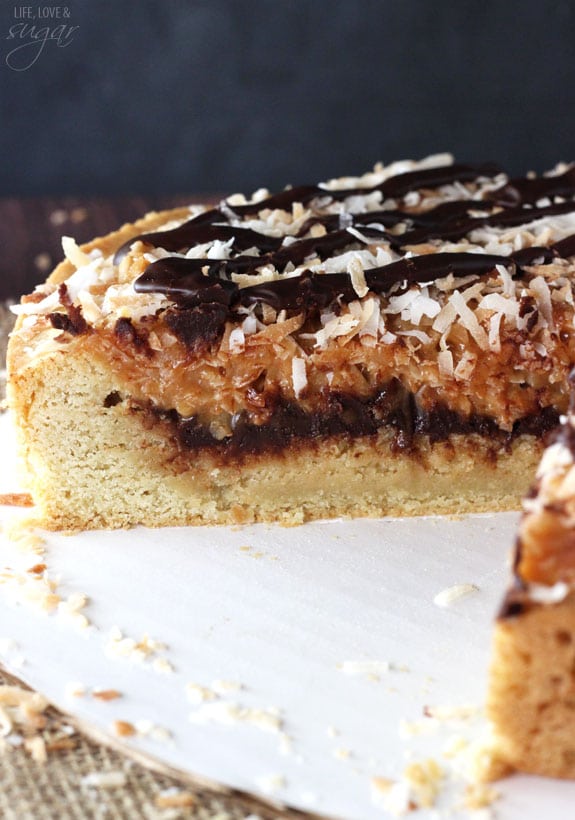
(0, 670), (292, 820)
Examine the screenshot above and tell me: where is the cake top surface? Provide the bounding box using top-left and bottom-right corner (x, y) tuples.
(10, 153), (575, 428)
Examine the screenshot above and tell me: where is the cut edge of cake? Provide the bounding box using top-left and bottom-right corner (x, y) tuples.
(8, 154), (575, 530)
(487, 407), (575, 779)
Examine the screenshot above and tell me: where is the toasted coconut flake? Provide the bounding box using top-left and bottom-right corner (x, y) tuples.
(396, 329), (432, 345)
(155, 789), (197, 809)
(454, 351), (477, 381)
(188, 701), (283, 733)
(291, 357), (307, 398)
(358, 297), (380, 339)
(527, 581), (569, 604)
(449, 290), (489, 350)
(432, 301), (457, 334)
(24, 735), (47, 763)
(347, 255), (369, 298)
(479, 293), (519, 319)
(113, 720), (136, 737)
(495, 264), (516, 297)
(437, 349), (454, 377)
(81, 771), (127, 789)
(228, 327), (245, 354)
(92, 689), (122, 701)
(530, 275), (555, 329)
(61, 236), (92, 270)
(423, 703), (481, 721)
(488, 312), (503, 353)
(433, 583), (479, 608)
(185, 683), (218, 704)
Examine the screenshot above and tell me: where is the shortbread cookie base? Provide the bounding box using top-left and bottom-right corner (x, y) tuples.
(9, 345), (544, 531)
(488, 592), (575, 780)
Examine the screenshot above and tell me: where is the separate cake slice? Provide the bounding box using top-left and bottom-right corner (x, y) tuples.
(488, 405), (575, 779)
(7, 153), (575, 529)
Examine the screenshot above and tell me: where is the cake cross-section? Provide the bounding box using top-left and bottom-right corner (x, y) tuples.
(7, 154), (575, 529)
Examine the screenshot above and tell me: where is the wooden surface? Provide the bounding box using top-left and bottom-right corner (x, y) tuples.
(0, 196), (219, 301)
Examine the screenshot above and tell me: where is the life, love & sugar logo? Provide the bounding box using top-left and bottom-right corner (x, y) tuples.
(4, 5), (79, 71)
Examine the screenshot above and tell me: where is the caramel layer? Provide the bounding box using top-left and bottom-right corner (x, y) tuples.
(117, 382), (559, 463)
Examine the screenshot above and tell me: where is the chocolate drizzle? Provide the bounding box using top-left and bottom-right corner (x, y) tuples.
(114, 161), (502, 263)
(135, 240), (575, 319)
(116, 158), (575, 318)
(488, 166), (575, 207)
(222, 162), (502, 214)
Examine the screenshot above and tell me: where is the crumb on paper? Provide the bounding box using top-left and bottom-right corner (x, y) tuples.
(399, 717), (440, 739)
(185, 682), (218, 704)
(254, 772), (286, 795)
(92, 688), (122, 701)
(433, 583), (479, 608)
(337, 659), (406, 679)
(0, 638), (25, 670)
(461, 782), (500, 811)
(333, 746), (352, 761)
(277, 731), (293, 755)
(449, 731), (513, 784)
(185, 679), (243, 704)
(57, 592), (91, 630)
(212, 679), (242, 695)
(442, 734), (469, 759)
(113, 720), (136, 738)
(26, 563), (47, 575)
(65, 681), (87, 698)
(0, 493), (34, 508)
(134, 720), (172, 743)
(423, 703), (481, 722)
(105, 627), (171, 669)
(3, 516), (46, 555)
(152, 657), (175, 675)
(0, 564), (61, 613)
(188, 701), (283, 734)
(371, 758), (444, 815)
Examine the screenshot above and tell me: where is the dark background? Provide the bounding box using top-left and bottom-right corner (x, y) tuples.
(2, 0), (575, 198)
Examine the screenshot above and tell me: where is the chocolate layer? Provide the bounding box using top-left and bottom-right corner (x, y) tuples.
(123, 380), (560, 462)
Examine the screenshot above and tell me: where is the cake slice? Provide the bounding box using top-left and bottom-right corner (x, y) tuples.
(7, 154), (575, 529)
(488, 406), (575, 779)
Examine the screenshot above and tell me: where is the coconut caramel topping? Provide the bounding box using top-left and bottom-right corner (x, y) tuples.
(12, 155), (575, 451)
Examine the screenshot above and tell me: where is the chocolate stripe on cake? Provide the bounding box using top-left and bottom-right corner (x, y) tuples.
(134, 236), (575, 312)
(118, 197), (575, 277)
(226, 161), (502, 215)
(394, 200), (575, 247)
(114, 161), (502, 263)
(488, 166), (575, 207)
